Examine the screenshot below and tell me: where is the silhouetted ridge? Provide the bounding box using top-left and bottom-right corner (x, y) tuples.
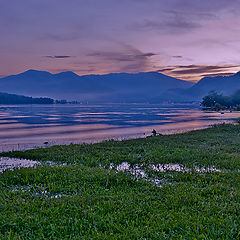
(0, 70), (193, 102)
(54, 71), (79, 78)
(0, 92), (54, 104)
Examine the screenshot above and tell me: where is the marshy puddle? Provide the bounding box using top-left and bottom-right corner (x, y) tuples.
(1, 155), (222, 190)
(2, 158), (70, 199)
(0, 157), (68, 173)
(114, 162), (221, 174)
(111, 162), (222, 187)
(111, 162), (173, 187)
(150, 163), (222, 173)
(11, 185), (71, 199)
(0, 157), (40, 173)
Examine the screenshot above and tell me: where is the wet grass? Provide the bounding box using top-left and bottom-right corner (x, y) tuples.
(0, 123), (240, 239)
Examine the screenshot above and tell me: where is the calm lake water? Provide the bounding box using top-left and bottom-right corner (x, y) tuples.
(0, 103), (239, 152)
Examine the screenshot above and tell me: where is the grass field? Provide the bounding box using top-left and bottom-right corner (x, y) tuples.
(0, 123), (240, 239)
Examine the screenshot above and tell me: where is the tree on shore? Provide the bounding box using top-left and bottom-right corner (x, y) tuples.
(201, 90), (240, 111)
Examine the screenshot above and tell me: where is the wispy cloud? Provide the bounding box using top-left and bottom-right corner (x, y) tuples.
(130, 9), (204, 35)
(132, 19), (200, 34)
(157, 64), (240, 81)
(172, 56), (183, 58)
(200, 72), (236, 78)
(87, 50), (156, 62)
(2, 0), (240, 78)
(170, 64), (240, 75)
(44, 56), (72, 59)
(87, 46), (157, 72)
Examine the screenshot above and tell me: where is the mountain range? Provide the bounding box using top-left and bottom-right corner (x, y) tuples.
(0, 69), (239, 103)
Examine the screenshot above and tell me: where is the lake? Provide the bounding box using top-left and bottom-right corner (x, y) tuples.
(0, 103), (239, 152)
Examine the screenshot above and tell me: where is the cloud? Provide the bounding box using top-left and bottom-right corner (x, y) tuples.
(170, 64), (240, 75)
(133, 18), (200, 34)
(44, 55), (72, 59)
(87, 46), (157, 72)
(157, 67), (175, 72)
(157, 64), (240, 81)
(130, 8), (205, 35)
(200, 72), (236, 78)
(87, 50), (156, 62)
(2, 0), (240, 78)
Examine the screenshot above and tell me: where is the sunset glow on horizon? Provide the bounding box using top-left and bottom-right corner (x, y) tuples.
(1, 0), (240, 82)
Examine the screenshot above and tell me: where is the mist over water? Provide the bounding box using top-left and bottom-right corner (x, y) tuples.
(0, 103), (239, 152)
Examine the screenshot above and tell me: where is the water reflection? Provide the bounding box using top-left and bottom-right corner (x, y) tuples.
(0, 103), (239, 151)
(0, 157), (39, 173)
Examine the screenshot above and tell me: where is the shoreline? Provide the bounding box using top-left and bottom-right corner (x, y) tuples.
(0, 119), (237, 153)
(1, 120), (239, 239)
(0, 121), (239, 173)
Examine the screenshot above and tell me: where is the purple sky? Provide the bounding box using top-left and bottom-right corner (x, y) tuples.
(1, 0), (240, 81)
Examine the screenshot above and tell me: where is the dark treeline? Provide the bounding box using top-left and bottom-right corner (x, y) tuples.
(201, 89), (240, 111)
(0, 92), (54, 104)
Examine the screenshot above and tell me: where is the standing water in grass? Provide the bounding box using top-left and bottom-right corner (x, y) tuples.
(0, 103), (239, 151)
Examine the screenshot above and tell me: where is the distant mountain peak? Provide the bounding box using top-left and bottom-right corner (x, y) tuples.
(234, 71), (240, 76)
(54, 71), (79, 78)
(25, 69), (42, 73)
(23, 69), (51, 74)
(0, 69), (194, 102)
(18, 69), (52, 78)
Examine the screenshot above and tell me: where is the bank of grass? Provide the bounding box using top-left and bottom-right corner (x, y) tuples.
(0, 123), (240, 239)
